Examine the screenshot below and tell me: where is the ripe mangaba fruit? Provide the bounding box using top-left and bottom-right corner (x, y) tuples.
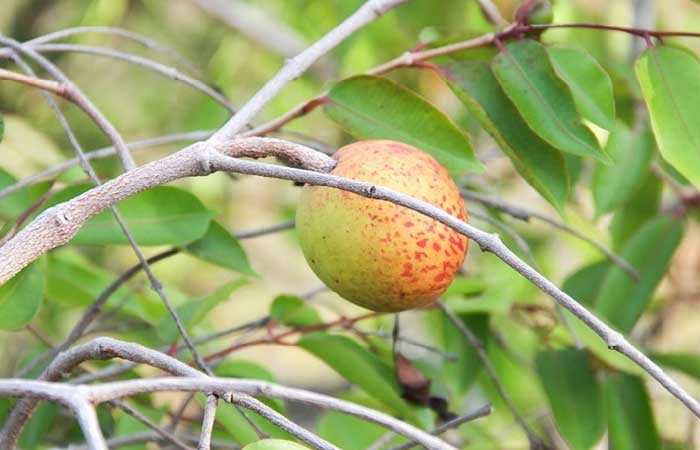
(296, 140), (469, 312)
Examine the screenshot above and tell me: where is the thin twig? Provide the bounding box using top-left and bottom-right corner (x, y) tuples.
(438, 302), (547, 449)
(197, 395), (218, 450)
(0, 35), (136, 171)
(31, 43), (237, 112)
(0, 26), (203, 75)
(461, 189), (639, 280)
(0, 67), (65, 94)
(387, 404), (494, 450)
(476, 0), (508, 26)
(210, 0), (409, 142)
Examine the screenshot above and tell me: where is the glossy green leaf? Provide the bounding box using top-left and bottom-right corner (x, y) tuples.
(592, 125), (654, 217)
(548, 46), (615, 130)
(649, 352), (700, 380)
(492, 40), (605, 160)
(185, 221), (255, 275)
(0, 262), (44, 330)
(324, 75), (483, 174)
(636, 45), (700, 187)
(536, 349), (605, 450)
(317, 411), (385, 450)
(270, 295), (322, 327)
(606, 373), (660, 450)
(46, 185), (213, 246)
(297, 332), (414, 418)
(596, 217), (683, 332)
(242, 440), (310, 450)
(444, 60), (569, 213)
(158, 278), (248, 342)
(609, 176), (662, 250)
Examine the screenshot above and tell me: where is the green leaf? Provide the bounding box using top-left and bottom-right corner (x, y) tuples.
(548, 46), (615, 130)
(558, 264), (642, 374)
(492, 40), (605, 160)
(636, 45), (700, 187)
(184, 221), (255, 275)
(428, 311), (490, 395)
(609, 175), (662, 250)
(242, 440), (310, 450)
(270, 295), (322, 327)
(45, 250), (166, 323)
(562, 261), (610, 307)
(158, 278), (248, 342)
(535, 349), (605, 450)
(317, 411), (386, 450)
(0, 262), (44, 330)
(596, 216), (683, 332)
(442, 276), (486, 298)
(297, 332), (414, 419)
(443, 60), (569, 214)
(649, 352), (700, 380)
(592, 125), (654, 217)
(324, 75), (483, 174)
(606, 373), (660, 450)
(19, 402), (58, 449)
(46, 185), (214, 246)
(0, 169), (51, 220)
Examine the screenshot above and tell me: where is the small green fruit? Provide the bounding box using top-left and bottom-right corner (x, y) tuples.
(296, 140), (469, 312)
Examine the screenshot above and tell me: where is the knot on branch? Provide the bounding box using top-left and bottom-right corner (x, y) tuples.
(213, 137), (336, 173)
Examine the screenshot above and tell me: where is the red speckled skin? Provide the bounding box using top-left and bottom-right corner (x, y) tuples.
(296, 140), (469, 312)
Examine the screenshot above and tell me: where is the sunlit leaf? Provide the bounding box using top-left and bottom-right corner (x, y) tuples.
(270, 295), (322, 327)
(636, 44), (700, 187)
(0, 262), (44, 330)
(592, 125), (654, 217)
(46, 185), (214, 246)
(536, 349), (605, 450)
(596, 216), (683, 332)
(606, 373), (660, 450)
(548, 46), (615, 130)
(444, 60), (569, 214)
(325, 75), (483, 174)
(492, 39), (605, 160)
(185, 221), (255, 275)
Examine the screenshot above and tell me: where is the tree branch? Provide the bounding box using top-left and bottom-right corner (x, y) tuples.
(209, 0), (409, 142)
(0, 136), (697, 420)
